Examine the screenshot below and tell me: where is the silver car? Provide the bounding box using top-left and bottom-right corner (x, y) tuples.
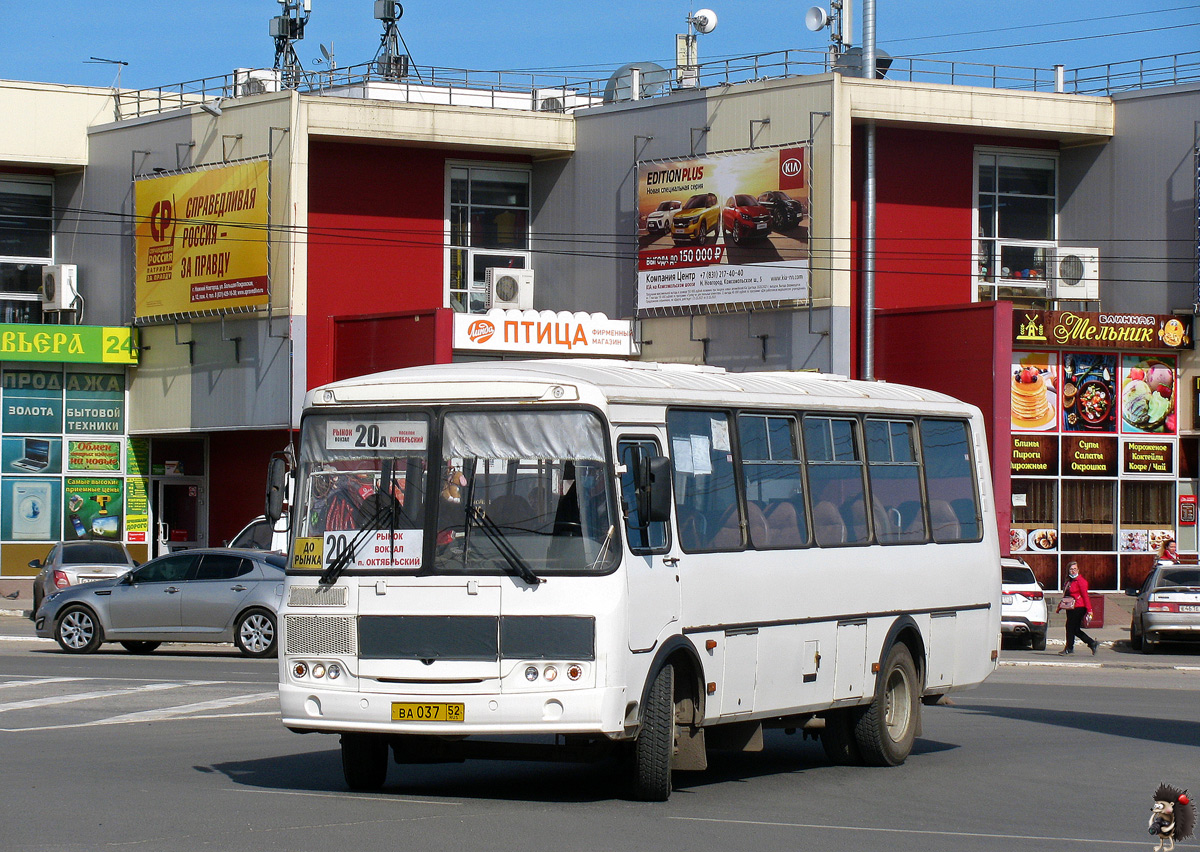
(29, 541), (138, 616)
(35, 548), (285, 657)
(1127, 564), (1200, 653)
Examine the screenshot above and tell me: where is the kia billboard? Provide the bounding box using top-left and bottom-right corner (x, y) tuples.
(636, 146), (810, 311)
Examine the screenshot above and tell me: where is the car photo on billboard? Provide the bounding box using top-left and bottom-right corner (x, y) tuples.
(671, 193), (720, 245)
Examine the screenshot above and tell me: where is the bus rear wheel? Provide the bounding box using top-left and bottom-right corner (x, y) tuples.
(820, 708), (864, 765)
(630, 663), (675, 801)
(341, 733), (389, 791)
(854, 643), (920, 766)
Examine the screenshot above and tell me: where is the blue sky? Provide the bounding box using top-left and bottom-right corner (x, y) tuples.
(3, 1), (1198, 90)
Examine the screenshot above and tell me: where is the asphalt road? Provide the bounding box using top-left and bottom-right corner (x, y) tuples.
(2, 616), (1198, 852)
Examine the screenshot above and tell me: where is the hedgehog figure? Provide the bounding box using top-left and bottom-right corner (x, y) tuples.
(1150, 783), (1196, 852)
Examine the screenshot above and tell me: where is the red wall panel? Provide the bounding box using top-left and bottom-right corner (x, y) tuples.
(208, 428), (292, 545)
(849, 127), (1055, 377)
(876, 301), (1015, 547)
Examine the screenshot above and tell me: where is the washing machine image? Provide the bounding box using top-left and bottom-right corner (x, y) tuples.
(13, 481), (53, 540)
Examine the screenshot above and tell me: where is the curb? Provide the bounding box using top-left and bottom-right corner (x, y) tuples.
(0, 608), (31, 619)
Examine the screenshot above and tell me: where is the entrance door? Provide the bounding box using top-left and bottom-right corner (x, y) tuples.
(617, 433), (681, 652)
(154, 477), (206, 556)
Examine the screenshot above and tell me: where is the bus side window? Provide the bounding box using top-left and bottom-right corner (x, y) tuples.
(920, 419), (981, 543)
(865, 419), (925, 544)
(618, 440), (668, 553)
(803, 416), (869, 546)
(738, 412), (808, 549)
(667, 409), (740, 552)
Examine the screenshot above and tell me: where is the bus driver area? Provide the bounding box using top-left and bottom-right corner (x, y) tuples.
(273, 360), (1000, 801)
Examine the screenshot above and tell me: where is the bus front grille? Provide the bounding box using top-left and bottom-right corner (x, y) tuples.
(284, 615), (356, 655)
(287, 585), (348, 607)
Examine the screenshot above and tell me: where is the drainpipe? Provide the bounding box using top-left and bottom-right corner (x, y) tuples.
(860, 0), (877, 380)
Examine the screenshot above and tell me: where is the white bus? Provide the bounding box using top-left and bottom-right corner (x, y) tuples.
(272, 359), (1000, 800)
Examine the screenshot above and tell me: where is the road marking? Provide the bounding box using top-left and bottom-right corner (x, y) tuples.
(1000, 660), (1101, 668)
(240, 788), (463, 807)
(0, 676), (85, 690)
(1174, 665), (1200, 671)
(669, 816), (1146, 845)
(0, 634), (54, 643)
(96, 691), (276, 724)
(0, 681), (185, 713)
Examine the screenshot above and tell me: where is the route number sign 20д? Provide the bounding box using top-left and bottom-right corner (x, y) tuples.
(326, 421), (427, 451)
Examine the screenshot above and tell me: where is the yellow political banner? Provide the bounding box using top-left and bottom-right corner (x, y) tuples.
(134, 161), (270, 319)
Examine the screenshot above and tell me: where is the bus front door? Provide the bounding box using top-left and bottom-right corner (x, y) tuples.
(618, 435), (681, 652)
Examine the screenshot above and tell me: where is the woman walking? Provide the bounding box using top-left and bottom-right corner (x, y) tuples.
(1058, 561), (1099, 655)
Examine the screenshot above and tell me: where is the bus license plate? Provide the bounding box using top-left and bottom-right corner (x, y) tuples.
(391, 702), (464, 722)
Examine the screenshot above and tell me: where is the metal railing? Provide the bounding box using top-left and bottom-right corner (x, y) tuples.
(1063, 50), (1200, 95)
(116, 48), (1200, 120)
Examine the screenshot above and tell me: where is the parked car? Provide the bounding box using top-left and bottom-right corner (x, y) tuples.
(721, 194), (772, 245)
(1000, 556), (1048, 650)
(644, 199), (682, 234)
(756, 190), (806, 229)
(227, 515), (288, 553)
(1127, 563), (1200, 653)
(34, 548), (286, 657)
(29, 541), (138, 618)
(671, 193), (720, 245)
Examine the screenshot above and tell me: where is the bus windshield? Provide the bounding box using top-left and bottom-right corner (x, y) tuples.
(434, 409), (618, 576)
(292, 408), (618, 576)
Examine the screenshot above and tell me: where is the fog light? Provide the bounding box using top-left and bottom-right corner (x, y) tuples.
(543, 665), (558, 682)
(525, 666), (539, 682)
(292, 662), (308, 678)
(312, 663), (326, 679)
(567, 664), (583, 681)
(327, 663), (342, 680)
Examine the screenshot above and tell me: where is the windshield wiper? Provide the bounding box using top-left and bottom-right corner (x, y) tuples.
(319, 492), (398, 586)
(466, 504), (543, 586)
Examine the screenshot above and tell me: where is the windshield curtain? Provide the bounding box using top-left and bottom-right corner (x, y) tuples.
(435, 410), (618, 575)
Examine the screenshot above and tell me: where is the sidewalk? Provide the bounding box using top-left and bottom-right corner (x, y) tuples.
(0, 577), (33, 618)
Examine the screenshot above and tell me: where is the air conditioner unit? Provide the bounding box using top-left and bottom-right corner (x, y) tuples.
(486, 268), (535, 310)
(1054, 247), (1100, 301)
(533, 87), (599, 113)
(233, 68), (281, 97)
(40, 264), (79, 311)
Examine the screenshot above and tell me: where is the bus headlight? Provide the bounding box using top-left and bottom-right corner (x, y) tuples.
(567, 664), (583, 681)
(292, 662), (308, 678)
(312, 663), (327, 679)
(543, 665), (558, 682)
(525, 666), (539, 682)
(327, 663), (342, 680)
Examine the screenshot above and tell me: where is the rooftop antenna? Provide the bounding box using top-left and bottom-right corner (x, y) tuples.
(676, 8), (717, 88)
(372, 1), (419, 80)
(85, 56), (128, 120)
(805, 0), (852, 65)
(271, 0), (312, 89)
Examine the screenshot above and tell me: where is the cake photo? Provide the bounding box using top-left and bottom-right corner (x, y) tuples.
(1011, 366), (1054, 429)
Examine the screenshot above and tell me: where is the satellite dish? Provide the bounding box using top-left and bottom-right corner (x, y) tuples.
(603, 61), (670, 103)
(805, 7), (829, 32)
(692, 8), (718, 34)
(320, 43), (332, 61)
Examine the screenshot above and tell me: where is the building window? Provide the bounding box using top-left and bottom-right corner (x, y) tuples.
(0, 178), (52, 324)
(975, 152), (1056, 307)
(448, 165), (530, 313)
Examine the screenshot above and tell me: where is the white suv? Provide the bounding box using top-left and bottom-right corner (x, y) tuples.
(1001, 557), (1048, 650)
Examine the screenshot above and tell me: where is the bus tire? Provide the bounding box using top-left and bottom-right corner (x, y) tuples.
(853, 643), (919, 767)
(341, 733), (389, 791)
(820, 708), (864, 765)
(630, 663), (674, 801)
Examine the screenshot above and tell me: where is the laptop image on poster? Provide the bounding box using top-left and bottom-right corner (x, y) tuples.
(12, 438), (50, 472)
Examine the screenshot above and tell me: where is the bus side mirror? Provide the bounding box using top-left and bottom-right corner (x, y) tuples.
(265, 455), (289, 524)
(635, 454), (672, 525)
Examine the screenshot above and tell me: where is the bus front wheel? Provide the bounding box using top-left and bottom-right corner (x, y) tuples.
(630, 663), (675, 801)
(854, 643), (919, 766)
(341, 733), (389, 791)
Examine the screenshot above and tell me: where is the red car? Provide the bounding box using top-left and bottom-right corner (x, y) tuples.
(721, 194), (772, 245)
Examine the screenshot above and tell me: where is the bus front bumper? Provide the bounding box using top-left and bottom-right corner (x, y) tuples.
(279, 683), (629, 738)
